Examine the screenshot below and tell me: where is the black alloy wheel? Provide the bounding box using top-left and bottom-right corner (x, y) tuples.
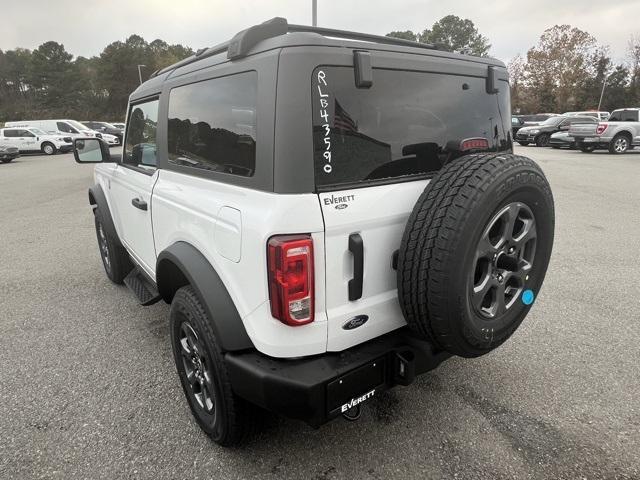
(471, 202), (536, 319)
(96, 221), (112, 277)
(170, 286), (262, 446)
(535, 133), (550, 147)
(178, 321), (217, 415)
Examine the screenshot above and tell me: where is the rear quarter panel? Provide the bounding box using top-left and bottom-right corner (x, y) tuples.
(152, 171), (329, 357)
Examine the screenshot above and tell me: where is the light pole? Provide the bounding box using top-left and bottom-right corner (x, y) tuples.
(312, 0), (317, 26)
(597, 72), (612, 112)
(137, 64), (146, 85)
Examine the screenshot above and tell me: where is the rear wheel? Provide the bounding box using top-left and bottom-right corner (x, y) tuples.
(609, 134), (630, 154)
(1, 158), (13, 163)
(535, 133), (550, 147)
(170, 286), (262, 446)
(517, 141), (529, 146)
(398, 153), (555, 358)
(41, 142), (56, 155)
(580, 145), (595, 153)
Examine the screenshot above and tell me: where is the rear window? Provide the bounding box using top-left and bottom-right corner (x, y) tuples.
(312, 67), (510, 189)
(609, 110), (639, 122)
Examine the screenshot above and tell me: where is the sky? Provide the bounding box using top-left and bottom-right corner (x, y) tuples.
(1, 0), (638, 64)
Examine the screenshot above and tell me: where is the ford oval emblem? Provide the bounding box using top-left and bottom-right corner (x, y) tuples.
(335, 203), (348, 210)
(342, 315), (369, 330)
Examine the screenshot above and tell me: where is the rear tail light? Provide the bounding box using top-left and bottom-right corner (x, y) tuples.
(267, 235), (314, 326)
(460, 137), (490, 151)
(596, 124), (608, 135)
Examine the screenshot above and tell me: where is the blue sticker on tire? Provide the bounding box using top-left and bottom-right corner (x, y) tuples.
(522, 289), (534, 305)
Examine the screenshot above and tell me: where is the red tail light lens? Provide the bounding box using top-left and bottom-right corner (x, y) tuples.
(460, 137), (490, 151)
(267, 235), (314, 326)
(596, 124), (608, 135)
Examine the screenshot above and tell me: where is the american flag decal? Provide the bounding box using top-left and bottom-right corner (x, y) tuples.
(334, 100), (357, 132)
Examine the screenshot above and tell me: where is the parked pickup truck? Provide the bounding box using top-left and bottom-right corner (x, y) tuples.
(570, 108), (640, 154)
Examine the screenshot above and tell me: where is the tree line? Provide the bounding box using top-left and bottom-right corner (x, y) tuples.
(1, 17), (639, 123)
(0, 35), (192, 123)
(387, 16), (640, 114)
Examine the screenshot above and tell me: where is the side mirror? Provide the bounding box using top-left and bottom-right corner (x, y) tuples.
(74, 138), (111, 164)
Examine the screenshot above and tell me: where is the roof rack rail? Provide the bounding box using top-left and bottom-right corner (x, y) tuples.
(287, 24), (443, 52)
(151, 17), (444, 79)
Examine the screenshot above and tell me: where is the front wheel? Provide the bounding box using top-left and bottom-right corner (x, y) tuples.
(1, 158), (14, 163)
(94, 209), (132, 283)
(535, 133), (550, 147)
(41, 142), (56, 155)
(170, 286), (262, 446)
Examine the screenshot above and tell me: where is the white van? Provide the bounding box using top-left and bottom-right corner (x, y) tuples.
(0, 127), (73, 155)
(4, 119), (120, 146)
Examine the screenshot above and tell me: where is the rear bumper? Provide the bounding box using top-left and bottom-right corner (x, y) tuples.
(225, 328), (451, 427)
(574, 137), (609, 149)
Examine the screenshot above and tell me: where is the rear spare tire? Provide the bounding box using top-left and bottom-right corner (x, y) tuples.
(397, 153), (554, 358)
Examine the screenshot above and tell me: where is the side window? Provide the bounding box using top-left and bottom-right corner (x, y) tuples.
(4, 129), (18, 137)
(609, 110), (639, 122)
(56, 122), (77, 134)
(123, 99), (159, 168)
(22, 130), (35, 137)
(167, 71), (257, 177)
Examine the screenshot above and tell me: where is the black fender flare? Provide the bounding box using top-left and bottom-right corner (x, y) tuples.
(156, 242), (254, 352)
(88, 184), (122, 246)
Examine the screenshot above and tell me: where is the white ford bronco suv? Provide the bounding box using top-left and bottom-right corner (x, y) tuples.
(74, 18), (555, 446)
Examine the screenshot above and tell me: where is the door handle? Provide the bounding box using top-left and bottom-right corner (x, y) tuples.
(348, 233), (364, 301)
(131, 197), (147, 211)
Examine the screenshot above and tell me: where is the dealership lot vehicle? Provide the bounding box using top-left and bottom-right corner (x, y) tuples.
(1, 146), (638, 479)
(4, 119), (120, 147)
(0, 144), (20, 162)
(81, 121), (124, 143)
(511, 115), (526, 136)
(516, 115), (596, 147)
(6, 119), (99, 137)
(73, 18), (555, 446)
(570, 108), (640, 153)
(549, 131), (577, 149)
(563, 110), (610, 121)
(0, 127), (73, 155)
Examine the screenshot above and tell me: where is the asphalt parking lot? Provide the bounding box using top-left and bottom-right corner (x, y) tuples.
(1, 146), (639, 479)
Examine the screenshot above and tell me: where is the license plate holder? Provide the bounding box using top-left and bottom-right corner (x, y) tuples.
(326, 357), (386, 415)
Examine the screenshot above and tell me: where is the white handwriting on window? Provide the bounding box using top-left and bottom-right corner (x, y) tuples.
(317, 70), (332, 174)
